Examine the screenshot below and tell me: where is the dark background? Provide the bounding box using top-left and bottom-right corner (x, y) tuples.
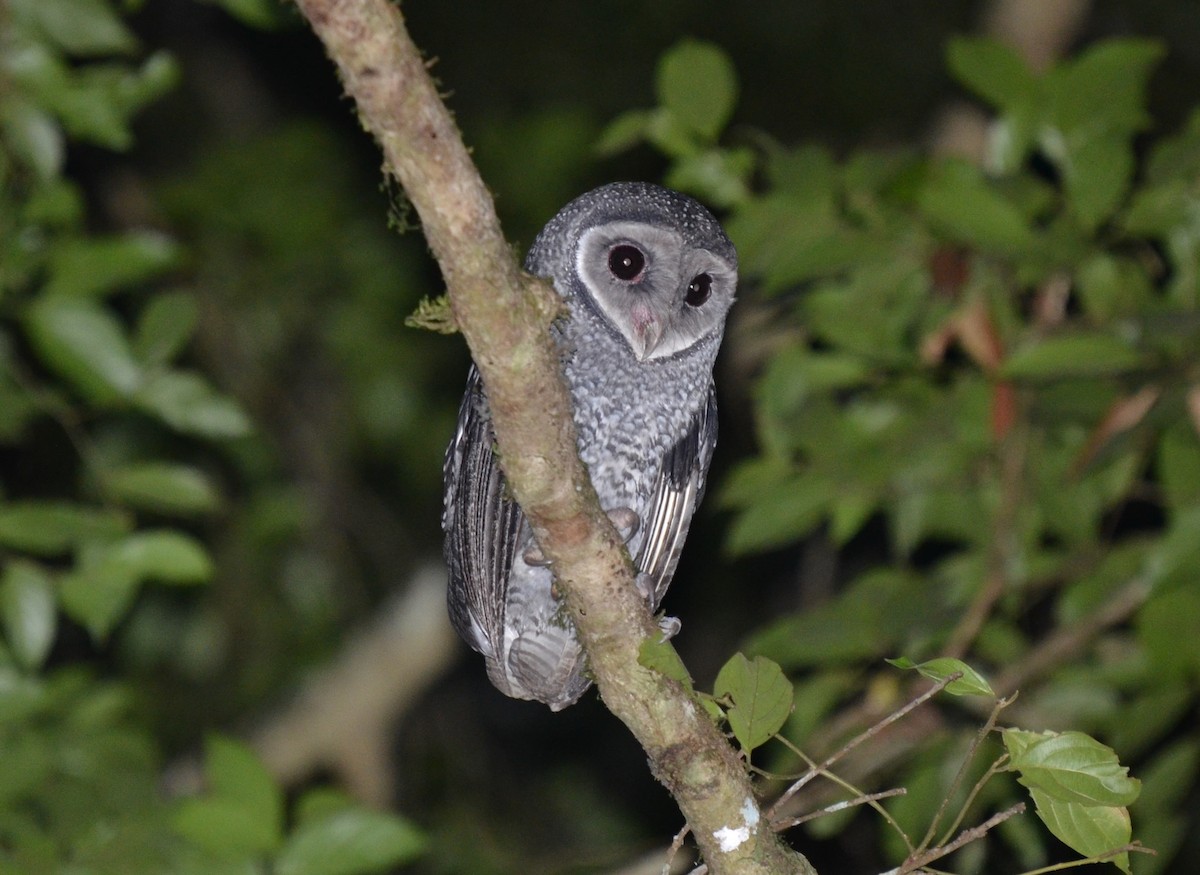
(36, 1), (1200, 872)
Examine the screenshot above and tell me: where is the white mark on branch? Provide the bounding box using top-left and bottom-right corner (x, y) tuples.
(712, 798), (760, 852)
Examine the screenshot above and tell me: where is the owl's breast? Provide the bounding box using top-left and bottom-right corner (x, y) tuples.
(562, 322), (715, 511)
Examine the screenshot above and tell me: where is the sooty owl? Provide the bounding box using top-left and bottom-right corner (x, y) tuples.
(443, 182), (737, 710)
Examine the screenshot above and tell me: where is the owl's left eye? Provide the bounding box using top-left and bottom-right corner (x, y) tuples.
(686, 273), (712, 307)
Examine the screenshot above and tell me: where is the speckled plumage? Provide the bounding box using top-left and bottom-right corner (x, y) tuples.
(443, 182), (737, 710)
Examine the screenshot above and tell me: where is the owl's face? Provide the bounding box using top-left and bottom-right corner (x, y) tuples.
(573, 219), (737, 361)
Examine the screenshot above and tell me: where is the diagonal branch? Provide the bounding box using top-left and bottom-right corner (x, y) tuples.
(290, 0), (814, 872)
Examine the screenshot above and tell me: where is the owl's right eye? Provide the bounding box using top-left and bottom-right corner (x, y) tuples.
(608, 244), (646, 281)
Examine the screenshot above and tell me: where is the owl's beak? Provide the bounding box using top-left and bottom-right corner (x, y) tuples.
(630, 303), (663, 360)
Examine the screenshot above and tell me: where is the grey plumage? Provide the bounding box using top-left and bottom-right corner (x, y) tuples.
(443, 182), (737, 710)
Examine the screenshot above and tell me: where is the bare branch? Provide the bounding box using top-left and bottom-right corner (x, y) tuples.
(900, 803), (1026, 874)
(919, 694), (1014, 852)
(1021, 842), (1155, 875)
(768, 675), (955, 821)
(290, 0), (813, 871)
(772, 788), (907, 832)
(250, 566), (456, 804)
(992, 576), (1151, 698)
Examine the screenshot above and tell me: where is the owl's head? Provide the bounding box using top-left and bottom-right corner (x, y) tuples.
(526, 182), (738, 362)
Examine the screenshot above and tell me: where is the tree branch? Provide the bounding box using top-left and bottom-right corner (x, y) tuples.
(291, 1), (813, 871)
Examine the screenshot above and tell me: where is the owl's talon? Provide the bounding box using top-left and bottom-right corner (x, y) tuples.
(523, 544), (550, 567)
(634, 571), (654, 602)
(607, 506), (640, 542)
(657, 615), (682, 641)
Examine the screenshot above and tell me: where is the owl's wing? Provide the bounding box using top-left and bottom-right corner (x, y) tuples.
(633, 385), (718, 609)
(443, 366), (524, 657)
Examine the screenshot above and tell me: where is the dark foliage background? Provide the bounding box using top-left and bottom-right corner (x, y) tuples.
(4, 1), (1200, 873)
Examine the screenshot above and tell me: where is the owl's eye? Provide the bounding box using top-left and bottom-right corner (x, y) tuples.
(686, 273), (712, 307)
(608, 244), (646, 281)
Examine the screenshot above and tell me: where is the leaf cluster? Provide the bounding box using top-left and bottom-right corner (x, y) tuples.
(609, 36), (1200, 873)
(0, 2), (431, 873)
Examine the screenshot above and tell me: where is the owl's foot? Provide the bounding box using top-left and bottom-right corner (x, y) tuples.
(657, 614), (682, 641)
(631, 573), (678, 638)
(607, 506), (641, 542)
(522, 542), (551, 567)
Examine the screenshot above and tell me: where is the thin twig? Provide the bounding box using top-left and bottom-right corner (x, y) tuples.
(770, 733), (915, 855)
(901, 803), (1026, 874)
(991, 576), (1152, 697)
(772, 788), (907, 831)
(768, 675), (955, 820)
(663, 824), (692, 875)
(936, 754), (1009, 850)
(1020, 842), (1154, 874)
(919, 694), (1014, 852)
(944, 426), (1027, 660)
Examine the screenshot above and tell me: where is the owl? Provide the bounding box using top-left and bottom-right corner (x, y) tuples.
(443, 182), (738, 710)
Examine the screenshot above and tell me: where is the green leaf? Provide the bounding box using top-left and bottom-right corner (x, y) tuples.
(643, 107), (700, 158)
(58, 531), (211, 640)
(44, 232), (181, 298)
(638, 636), (693, 687)
(25, 296), (143, 402)
(1004, 729), (1141, 807)
(1001, 333), (1141, 379)
(1077, 254), (1153, 322)
(1028, 789), (1132, 874)
(58, 558), (139, 640)
(133, 292), (199, 365)
(135, 371), (252, 438)
(665, 147), (754, 208)
(946, 37), (1038, 114)
(1061, 136), (1134, 231)
(173, 737), (284, 857)
(757, 347), (871, 420)
(20, 0), (139, 56)
(918, 160), (1032, 252)
(724, 470), (831, 555)
(1137, 585), (1200, 678)
(110, 530), (214, 585)
(713, 653), (793, 753)
(33, 51), (180, 151)
(594, 109), (656, 156)
(173, 797), (277, 859)
(1122, 180), (1193, 236)
(1143, 505), (1200, 589)
(0, 666), (48, 722)
(0, 561), (56, 670)
(22, 177), (85, 227)
(276, 808), (427, 875)
(747, 570), (926, 668)
(0, 501), (129, 555)
(885, 656), (994, 697)
(294, 788), (356, 824)
(1158, 426), (1200, 514)
(1135, 740), (1200, 833)
(207, 736), (284, 847)
(656, 39), (738, 142)
(1046, 39), (1164, 136)
(210, 0), (285, 29)
(1, 99), (64, 180)
(103, 462), (220, 516)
